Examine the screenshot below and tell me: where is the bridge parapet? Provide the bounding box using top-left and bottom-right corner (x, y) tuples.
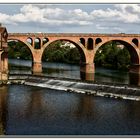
(8, 33), (140, 37)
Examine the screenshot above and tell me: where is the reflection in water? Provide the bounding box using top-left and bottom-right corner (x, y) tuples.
(0, 86), (7, 135)
(26, 89), (44, 119)
(80, 72), (95, 81)
(75, 95), (95, 119)
(9, 59), (140, 86)
(3, 59), (140, 135)
(2, 85), (140, 135)
(129, 73), (140, 86)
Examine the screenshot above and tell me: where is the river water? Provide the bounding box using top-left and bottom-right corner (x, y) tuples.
(0, 59), (140, 135)
(9, 59), (134, 85)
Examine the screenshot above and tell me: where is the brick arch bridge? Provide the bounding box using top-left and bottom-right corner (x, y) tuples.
(1, 28), (140, 80)
(8, 33), (140, 73)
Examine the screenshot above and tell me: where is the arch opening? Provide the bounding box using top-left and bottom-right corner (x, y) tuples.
(35, 38), (41, 49)
(87, 38), (93, 50)
(41, 39), (86, 79)
(95, 38), (102, 45)
(94, 40), (139, 71)
(79, 38), (85, 46)
(132, 38), (138, 46)
(27, 37), (33, 46)
(43, 38), (49, 45)
(8, 39), (33, 74)
(42, 39), (86, 64)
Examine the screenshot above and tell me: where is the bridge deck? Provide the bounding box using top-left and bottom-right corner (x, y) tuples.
(8, 33), (140, 37)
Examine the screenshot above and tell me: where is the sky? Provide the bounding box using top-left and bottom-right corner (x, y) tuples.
(0, 4), (140, 33)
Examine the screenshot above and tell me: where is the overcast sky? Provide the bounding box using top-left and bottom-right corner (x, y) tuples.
(0, 4), (140, 33)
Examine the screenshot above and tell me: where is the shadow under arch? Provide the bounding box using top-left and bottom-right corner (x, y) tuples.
(94, 39), (140, 65)
(8, 38), (34, 55)
(41, 39), (86, 64)
(41, 39), (88, 80)
(7, 39), (34, 73)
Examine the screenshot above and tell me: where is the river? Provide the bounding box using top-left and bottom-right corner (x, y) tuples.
(0, 59), (140, 135)
(1, 84), (140, 135)
(9, 59), (136, 85)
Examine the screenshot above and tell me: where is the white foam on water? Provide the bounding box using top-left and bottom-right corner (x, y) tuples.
(12, 75), (139, 101)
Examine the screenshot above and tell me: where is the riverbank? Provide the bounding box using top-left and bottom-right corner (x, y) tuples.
(1, 74), (140, 101)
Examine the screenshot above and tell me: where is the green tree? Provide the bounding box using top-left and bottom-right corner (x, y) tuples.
(8, 41), (32, 60)
(94, 41), (131, 70)
(117, 47), (130, 70)
(42, 41), (80, 64)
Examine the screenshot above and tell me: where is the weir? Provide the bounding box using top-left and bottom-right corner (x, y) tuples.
(7, 75), (140, 101)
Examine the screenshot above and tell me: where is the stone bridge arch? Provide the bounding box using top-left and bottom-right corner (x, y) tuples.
(41, 38), (87, 64)
(8, 38), (34, 56)
(39, 38), (95, 80)
(94, 38), (140, 73)
(6, 33), (140, 77)
(7, 38), (35, 72)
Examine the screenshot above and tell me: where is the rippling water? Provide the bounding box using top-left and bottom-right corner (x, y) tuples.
(1, 59), (139, 135)
(0, 85), (140, 135)
(9, 59), (136, 86)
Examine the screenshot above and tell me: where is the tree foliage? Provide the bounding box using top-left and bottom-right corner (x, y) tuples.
(8, 40), (131, 70)
(94, 41), (131, 70)
(42, 40), (80, 64)
(8, 40), (80, 64)
(8, 41), (32, 60)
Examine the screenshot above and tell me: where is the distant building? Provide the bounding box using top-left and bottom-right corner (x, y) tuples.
(117, 44), (124, 49)
(60, 41), (75, 48)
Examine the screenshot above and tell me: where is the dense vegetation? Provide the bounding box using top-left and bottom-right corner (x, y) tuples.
(94, 41), (131, 70)
(8, 41), (32, 60)
(8, 40), (131, 70)
(42, 41), (80, 64)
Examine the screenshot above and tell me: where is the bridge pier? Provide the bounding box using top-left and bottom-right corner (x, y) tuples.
(80, 63), (95, 81)
(32, 61), (42, 75)
(0, 52), (8, 81)
(129, 73), (140, 86)
(129, 64), (140, 74)
(128, 64), (140, 86)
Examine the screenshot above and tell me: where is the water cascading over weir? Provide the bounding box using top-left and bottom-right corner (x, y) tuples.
(0, 24), (8, 81)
